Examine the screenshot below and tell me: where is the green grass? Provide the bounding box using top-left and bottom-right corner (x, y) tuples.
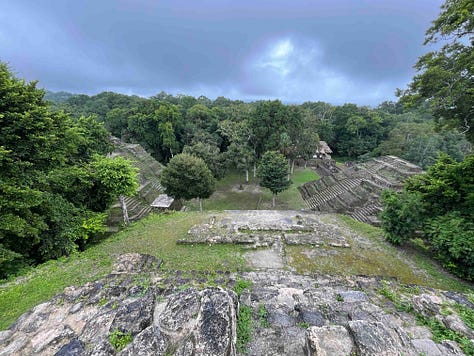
(234, 279), (253, 298)
(286, 215), (473, 291)
(2, 169), (472, 333)
(236, 305), (253, 353)
(0, 212), (247, 330)
(376, 282), (474, 355)
(187, 168), (319, 211)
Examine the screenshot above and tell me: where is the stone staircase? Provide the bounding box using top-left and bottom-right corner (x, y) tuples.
(300, 178), (362, 212)
(106, 137), (165, 227)
(348, 202), (383, 226)
(299, 156), (422, 225)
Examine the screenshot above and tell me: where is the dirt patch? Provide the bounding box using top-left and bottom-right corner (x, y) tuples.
(230, 183), (262, 193)
(245, 248), (285, 269)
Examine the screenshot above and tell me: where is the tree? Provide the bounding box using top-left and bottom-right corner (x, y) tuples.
(380, 190), (424, 245)
(218, 120), (255, 182)
(381, 154), (474, 280)
(249, 100), (291, 158)
(399, 0), (474, 143)
(89, 155), (139, 224)
(332, 104), (384, 158)
(0, 62), (139, 276)
(160, 153), (215, 212)
(257, 151), (291, 207)
(183, 142), (227, 179)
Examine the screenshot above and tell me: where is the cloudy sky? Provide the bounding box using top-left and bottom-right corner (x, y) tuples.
(1, 0), (443, 106)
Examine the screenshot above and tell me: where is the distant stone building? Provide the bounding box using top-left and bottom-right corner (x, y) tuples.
(151, 194), (182, 212)
(314, 141), (333, 160)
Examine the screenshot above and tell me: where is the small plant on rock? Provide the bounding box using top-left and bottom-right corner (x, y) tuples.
(234, 279), (253, 298)
(109, 328), (132, 351)
(257, 304), (270, 327)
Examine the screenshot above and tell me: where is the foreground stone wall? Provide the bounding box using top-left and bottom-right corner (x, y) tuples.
(1, 253), (472, 355)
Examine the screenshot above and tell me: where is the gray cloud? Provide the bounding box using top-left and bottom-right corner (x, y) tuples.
(0, 0), (443, 105)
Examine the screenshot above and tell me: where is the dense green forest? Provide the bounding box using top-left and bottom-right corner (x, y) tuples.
(0, 63), (139, 278)
(47, 89), (471, 173)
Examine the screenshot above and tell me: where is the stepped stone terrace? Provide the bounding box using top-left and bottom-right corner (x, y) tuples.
(107, 138), (165, 227)
(299, 156), (422, 226)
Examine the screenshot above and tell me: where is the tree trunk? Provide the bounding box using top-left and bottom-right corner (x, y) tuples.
(291, 160), (295, 174)
(198, 197), (203, 213)
(119, 195), (130, 225)
(245, 169), (249, 183)
(253, 163), (257, 178)
(304, 160), (308, 169)
(272, 194), (276, 208)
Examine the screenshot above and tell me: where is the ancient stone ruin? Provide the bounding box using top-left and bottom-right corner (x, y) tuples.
(299, 156), (423, 225)
(107, 138), (165, 228)
(1, 253), (472, 355)
(180, 210), (351, 270)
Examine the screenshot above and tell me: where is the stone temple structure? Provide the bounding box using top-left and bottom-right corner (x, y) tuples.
(107, 138), (165, 228)
(299, 156), (422, 225)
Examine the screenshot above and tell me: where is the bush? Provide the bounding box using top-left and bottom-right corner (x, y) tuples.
(426, 213), (474, 281)
(380, 190), (424, 245)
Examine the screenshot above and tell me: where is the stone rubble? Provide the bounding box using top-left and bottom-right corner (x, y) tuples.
(1, 254), (473, 356)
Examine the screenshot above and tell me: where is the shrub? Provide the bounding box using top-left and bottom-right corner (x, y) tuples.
(380, 190), (424, 245)
(426, 212), (474, 281)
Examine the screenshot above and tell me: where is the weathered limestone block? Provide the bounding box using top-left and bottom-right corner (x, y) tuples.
(411, 293), (444, 316)
(348, 320), (415, 355)
(305, 325), (354, 356)
(443, 313), (474, 339)
(195, 288), (238, 355)
(112, 253), (161, 274)
(158, 288), (201, 336)
(338, 290), (368, 303)
(119, 326), (168, 356)
(412, 338), (449, 356)
(156, 287), (238, 356)
(110, 292), (155, 336)
(55, 338), (86, 356)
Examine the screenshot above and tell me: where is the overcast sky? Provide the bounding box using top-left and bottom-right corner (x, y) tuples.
(1, 0), (443, 106)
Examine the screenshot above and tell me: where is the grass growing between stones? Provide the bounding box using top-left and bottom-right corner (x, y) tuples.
(286, 215), (473, 292)
(186, 168), (319, 211)
(376, 282), (474, 355)
(0, 212), (247, 330)
(109, 328), (133, 351)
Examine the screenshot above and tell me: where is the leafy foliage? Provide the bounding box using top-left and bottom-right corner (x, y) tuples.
(160, 153), (215, 210)
(381, 154), (474, 280)
(236, 305), (253, 353)
(400, 0), (474, 143)
(380, 190), (424, 245)
(257, 151), (291, 204)
(426, 212), (474, 280)
(183, 142), (227, 179)
(0, 62), (138, 277)
(109, 328), (133, 351)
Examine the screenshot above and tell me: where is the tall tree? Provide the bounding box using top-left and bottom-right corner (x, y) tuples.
(0, 62), (139, 276)
(399, 0), (474, 143)
(160, 153), (216, 212)
(249, 100), (290, 158)
(257, 151), (291, 207)
(218, 120), (255, 182)
(183, 142), (227, 179)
